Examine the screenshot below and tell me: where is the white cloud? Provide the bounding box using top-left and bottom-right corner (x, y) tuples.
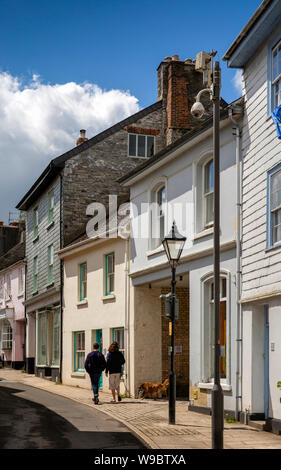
(232, 70), (243, 95)
(0, 72), (140, 223)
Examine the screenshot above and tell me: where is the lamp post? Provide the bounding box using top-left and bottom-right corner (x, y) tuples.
(162, 221), (186, 425)
(191, 59), (224, 448)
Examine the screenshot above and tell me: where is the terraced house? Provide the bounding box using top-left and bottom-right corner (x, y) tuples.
(223, 0), (281, 433)
(17, 54), (209, 382)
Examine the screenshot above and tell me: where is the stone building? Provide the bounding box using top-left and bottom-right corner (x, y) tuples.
(16, 54), (209, 381)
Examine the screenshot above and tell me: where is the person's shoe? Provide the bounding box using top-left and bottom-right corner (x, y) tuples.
(93, 396), (99, 405)
(118, 395), (122, 402)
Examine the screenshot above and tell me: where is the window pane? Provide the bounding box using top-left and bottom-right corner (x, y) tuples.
(52, 310), (60, 366)
(205, 160), (214, 193)
(38, 313), (47, 365)
(129, 134), (136, 156)
(147, 136), (155, 157)
(205, 193), (214, 224)
(221, 278), (227, 298)
(273, 48), (278, 80)
(137, 135), (146, 157)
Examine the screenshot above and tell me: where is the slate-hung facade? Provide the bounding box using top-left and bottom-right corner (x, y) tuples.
(223, 0), (281, 433)
(17, 54), (207, 381)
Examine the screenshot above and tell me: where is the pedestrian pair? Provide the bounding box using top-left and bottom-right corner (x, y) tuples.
(84, 341), (125, 404)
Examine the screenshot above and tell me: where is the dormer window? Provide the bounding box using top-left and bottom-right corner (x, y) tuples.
(128, 133), (155, 158)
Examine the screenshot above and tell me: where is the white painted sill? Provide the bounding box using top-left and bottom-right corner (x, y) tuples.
(102, 294), (116, 302)
(77, 299), (88, 307)
(198, 382), (232, 392)
(193, 227), (214, 241)
(32, 235), (39, 243)
(17, 293), (24, 299)
(46, 221), (54, 231)
(71, 372), (86, 378)
(147, 245), (165, 258)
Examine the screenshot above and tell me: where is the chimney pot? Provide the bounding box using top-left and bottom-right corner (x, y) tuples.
(165, 56), (172, 62)
(172, 55), (179, 61)
(0, 221), (3, 226)
(76, 129), (88, 146)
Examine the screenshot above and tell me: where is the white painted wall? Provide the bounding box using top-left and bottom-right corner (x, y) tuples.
(61, 237), (127, 395)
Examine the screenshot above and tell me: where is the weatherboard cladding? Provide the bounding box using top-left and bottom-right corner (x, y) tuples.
(25, 176), (61, 301)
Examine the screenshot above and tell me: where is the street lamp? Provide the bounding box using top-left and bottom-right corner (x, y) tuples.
(191, 60), (224, 449)
(162, 221), (186, 425)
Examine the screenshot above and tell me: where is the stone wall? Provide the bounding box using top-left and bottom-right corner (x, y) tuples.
(62, 106), (165, 246)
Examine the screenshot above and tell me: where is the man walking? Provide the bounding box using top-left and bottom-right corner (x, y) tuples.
(84, 342), (106, 404)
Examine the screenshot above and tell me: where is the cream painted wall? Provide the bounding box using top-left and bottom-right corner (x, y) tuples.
(62, 237), (127, 395)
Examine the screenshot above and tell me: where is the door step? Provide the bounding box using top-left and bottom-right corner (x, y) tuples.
(248, 420), (266, 431)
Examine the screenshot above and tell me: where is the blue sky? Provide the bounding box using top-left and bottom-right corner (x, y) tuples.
(0, 0), (260, 222)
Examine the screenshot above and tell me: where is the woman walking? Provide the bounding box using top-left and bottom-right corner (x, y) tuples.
(105, 341), (125, 403)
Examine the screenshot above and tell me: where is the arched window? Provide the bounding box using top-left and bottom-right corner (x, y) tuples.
(201, 274), (229, 383)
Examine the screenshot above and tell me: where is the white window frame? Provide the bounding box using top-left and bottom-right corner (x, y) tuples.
(33, 256), (38, 293)
(33, 207), (39, 239)
(200, 271), (231, 387)
(149, 182), (167, 251)
(2, 320), (12, 350)
(47, 244), (54, 285)
(48, 189), (55, 224)
(18, 266), (25, 296)
(128, 133), (155, 158)
(203, 158), (214, 228)
(272, 39), (281, 109)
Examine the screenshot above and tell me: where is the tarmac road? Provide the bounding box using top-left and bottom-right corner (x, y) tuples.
(0, 380), (146, 449)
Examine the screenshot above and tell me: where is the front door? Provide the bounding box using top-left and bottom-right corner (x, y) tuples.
(95, 329), (103, 389)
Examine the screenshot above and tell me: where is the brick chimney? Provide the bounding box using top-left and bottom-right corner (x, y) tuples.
(76, 129), (89, 146)
(157, 55), (204, 145)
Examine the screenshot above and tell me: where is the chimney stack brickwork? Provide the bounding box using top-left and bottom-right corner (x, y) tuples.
(157, 56), (204, 145)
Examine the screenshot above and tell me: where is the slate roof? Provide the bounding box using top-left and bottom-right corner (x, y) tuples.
(16, 101), (162, 211)
(0, 241), (25, 272)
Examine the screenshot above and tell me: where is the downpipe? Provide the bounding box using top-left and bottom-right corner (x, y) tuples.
(228, 106), (243, 422)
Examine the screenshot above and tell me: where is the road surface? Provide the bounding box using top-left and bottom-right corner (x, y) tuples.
(0, 379), (146, 449)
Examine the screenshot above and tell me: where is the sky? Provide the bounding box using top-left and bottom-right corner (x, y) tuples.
(0, 0), (261, 223)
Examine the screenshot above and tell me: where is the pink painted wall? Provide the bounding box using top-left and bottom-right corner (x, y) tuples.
(0, 262), (25, 363)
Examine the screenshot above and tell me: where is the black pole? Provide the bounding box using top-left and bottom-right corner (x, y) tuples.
(211, 60), (224, 449)
(169, 265), (176, 425)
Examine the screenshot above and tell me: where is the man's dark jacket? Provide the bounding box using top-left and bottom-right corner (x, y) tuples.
(84, 351), (106, 375)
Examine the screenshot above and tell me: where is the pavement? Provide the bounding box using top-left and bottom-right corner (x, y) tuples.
(1, 368), (281, 449)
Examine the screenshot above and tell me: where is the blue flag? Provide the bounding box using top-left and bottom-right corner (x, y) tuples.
(272, 105), (281, 140)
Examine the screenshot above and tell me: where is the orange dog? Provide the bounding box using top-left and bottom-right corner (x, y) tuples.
(138, 378), (169, 400)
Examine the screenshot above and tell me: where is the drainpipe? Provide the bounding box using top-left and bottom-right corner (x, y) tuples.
(59, 174), (63, 384)
(228, 105), (243, 421)
(124, 235), (130, 397)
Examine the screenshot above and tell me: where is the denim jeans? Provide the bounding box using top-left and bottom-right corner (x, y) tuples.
(89, 372), (101, 397)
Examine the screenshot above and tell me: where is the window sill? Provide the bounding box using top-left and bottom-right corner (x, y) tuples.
(71, 372), (86, 378)
(46, 282), (54, 289)
(17, 293), (24, 299)
(265, 242), (281, 253)
(128, 155), (150, 159)
(77, 299), (88, 307)
(102, 294), (116, 302)
(193, 227), (214, 241)
(33, 235), (39, 243)
(32, 291), (39, 296)
(46, 221), (54, 231)
(147, 245), (165, 257)
(198, 382), (232, 392)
